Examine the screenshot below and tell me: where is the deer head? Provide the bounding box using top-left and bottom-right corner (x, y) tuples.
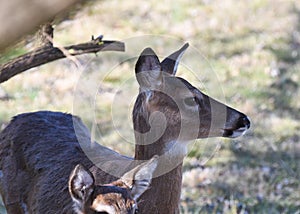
(133, 43), (250, 154)
(69, 156), (158, 214)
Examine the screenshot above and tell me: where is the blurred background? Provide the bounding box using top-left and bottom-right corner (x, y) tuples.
(0, 0), (299, 213)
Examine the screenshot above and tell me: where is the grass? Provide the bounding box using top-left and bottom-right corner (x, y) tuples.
(0, 45), (27, 64)
(1, 0), (300, 213)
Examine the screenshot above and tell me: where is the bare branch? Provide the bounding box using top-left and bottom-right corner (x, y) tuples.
(0, 40), (125, 83)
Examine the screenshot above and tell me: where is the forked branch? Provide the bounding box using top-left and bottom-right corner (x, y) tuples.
(0, 39), (125, 83)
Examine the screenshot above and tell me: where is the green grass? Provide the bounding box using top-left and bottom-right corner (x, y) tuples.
(0, 46), (27, 64)
(1, 0), (300, 213)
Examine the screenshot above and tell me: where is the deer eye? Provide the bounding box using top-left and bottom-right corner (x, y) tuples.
(184, 97), (197, 107)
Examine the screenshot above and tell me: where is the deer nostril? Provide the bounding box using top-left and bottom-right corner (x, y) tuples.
(242, 116), (251, 129)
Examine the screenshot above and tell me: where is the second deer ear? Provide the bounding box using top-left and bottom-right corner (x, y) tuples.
(161, 43), (189, 75)
(120, 155), (158, 201)
(135, 48), (162, 91)
(69, 164), (95, 203)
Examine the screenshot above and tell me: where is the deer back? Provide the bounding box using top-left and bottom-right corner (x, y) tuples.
(0, 111), (131, 214)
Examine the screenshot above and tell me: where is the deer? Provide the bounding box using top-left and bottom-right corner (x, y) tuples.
(69, 156), (158, 214)
(132, 43), (250, 213)
(0, 111), (157, 214)
(0, 43), (250, 214)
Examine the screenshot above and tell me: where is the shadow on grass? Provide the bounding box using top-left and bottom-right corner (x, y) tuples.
(192, 7), (300, 210)
(222, 132), (300, 212)
(264, 4), (300, 119)
(214, 5), (300, 212)
(192, 195), (300, 213)
(230, 142), (300, 176)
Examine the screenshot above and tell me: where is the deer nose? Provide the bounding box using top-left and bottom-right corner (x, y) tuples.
(242, 116), (251, 129)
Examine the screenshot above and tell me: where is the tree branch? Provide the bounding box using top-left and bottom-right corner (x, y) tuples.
(0, 40), (125, 83)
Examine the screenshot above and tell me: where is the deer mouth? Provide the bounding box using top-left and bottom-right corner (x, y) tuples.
(222, 116), (251, 138)
(222, 126), (249, 138)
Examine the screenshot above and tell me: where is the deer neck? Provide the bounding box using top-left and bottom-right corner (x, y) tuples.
(133, 92), (188, 213)
(136, 162), (183, 213)
(135, 137), (187, 214)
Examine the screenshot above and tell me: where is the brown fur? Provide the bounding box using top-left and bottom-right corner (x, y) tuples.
(133, 44), (250, 213)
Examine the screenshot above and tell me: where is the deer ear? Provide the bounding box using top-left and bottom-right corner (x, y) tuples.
(135, 48), (162, 91)
(120, 155), (158, 201)
(69, 164), (95, 203)
(161, 43), (189, 75)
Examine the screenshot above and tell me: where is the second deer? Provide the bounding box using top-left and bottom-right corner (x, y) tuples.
(69, 156), (158, 214)
(0, 112), (157, 214)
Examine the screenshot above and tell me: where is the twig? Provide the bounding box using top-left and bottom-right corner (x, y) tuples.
(39, 22), (54, 47)
(0, 40), (125, 83)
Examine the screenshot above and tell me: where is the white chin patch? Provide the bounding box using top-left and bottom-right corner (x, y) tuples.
(231, 126), (249, 138)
